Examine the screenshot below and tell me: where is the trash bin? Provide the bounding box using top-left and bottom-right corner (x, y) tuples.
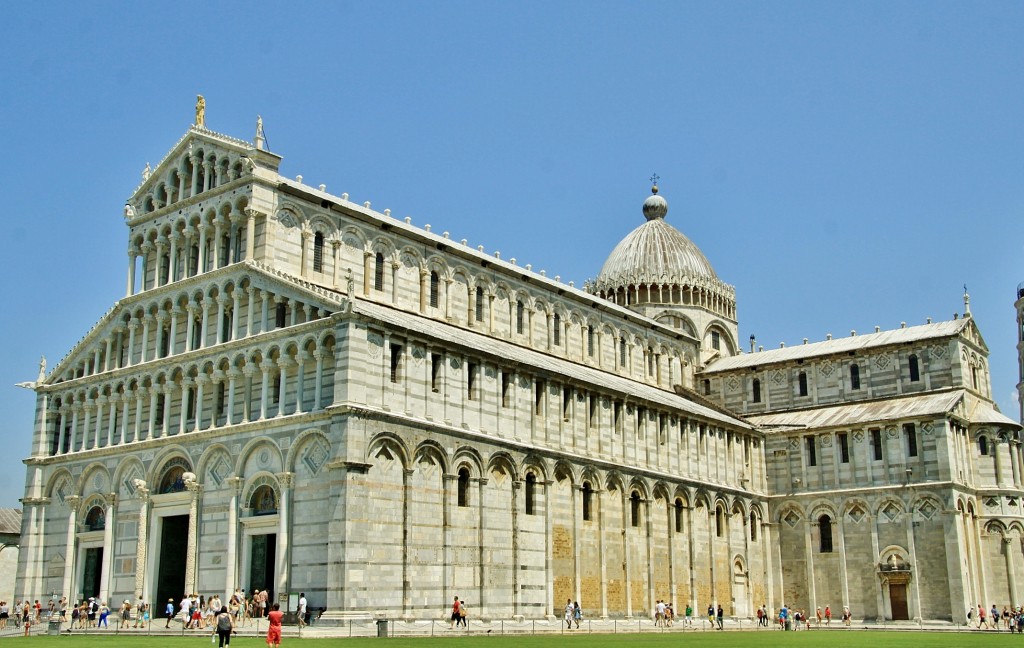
(377, 618), (388, 637)
(48, 619), (62, 636)
(784, 619), (792, 631)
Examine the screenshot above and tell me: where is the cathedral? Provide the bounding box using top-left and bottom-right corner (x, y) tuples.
(14, 105), (1024, 623)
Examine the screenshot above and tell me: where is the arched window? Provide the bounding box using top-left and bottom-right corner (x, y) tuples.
(374, 252), (385, 291)
(587, 326), (595, 357)
(475, 287), (484, 321)
(582, 481), (593, 521)
(703, 379), (711, 396)
(619, 337), (627, 366)
(457, 468), (470, 507)
(749, 512), (758, 541)
(84, 505), (105, 531)
(313, 232), (325, 272)
(715, 505), (724, 537)
(160, 254), (170, 285)
(525, 473), (536, 516)
(515, 301), (524, 334)
(630, 492), (642, 527)
(674, 498), (684, 533)
(429, 271), (439, 308)
(979, 435), (989, 456)
(553, 314), (561, 346)
(250, 484), (278, 516)
(850, 364), (860, 390)
(798, 371), (808, 397)
(908, 354), (920, 382)
(818, 515), (833, 552)
(158, 459), (191, 494)
(752, 378), (761, 403)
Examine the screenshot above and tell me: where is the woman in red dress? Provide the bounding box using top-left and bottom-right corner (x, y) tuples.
(266, 602), (283, 647)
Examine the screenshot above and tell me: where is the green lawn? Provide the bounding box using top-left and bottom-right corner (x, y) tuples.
(8, 631), (1014, 648)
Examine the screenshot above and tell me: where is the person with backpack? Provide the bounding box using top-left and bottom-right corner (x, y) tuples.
(214, 605), (235, 647)
(164, 598), (175, 628)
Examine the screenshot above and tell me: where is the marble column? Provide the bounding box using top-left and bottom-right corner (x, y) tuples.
(276, 473), (294, 599)
(225, 477), (242, 596)
(99, 493), (117, 603)
(62, 497), (80, 601)
(133, 481), (149, 599)
(184, 476), (201, 595)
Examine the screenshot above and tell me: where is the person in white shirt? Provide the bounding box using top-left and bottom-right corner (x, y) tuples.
(297, 593), (307, 628)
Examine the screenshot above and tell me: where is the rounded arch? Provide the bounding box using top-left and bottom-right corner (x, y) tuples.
(243, 472), (281, 515)
(627, 476), (651, 500)
(486, 451), (518, 479)
(196, 443), (234, 485)
(365, 432), (411, 471)
(45, 469), (75, 500)
(286, 428), (333, 473)
(77, 463), (111, 497)
(412, 439), (449, 474)
(235, 436), (285, 477)
(112, 456), (146, 497)
(520, 454), (549, 482)
(451, 446), (484, 477)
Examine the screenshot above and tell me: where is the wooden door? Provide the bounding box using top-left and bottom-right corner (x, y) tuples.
(889, 583), (909, 620)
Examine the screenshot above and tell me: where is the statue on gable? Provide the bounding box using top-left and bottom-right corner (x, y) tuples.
(195, 95), (206, 128)
(38, 355), (46, 383)
(124, 204), (136, 220)
(142, 162), (151, 181)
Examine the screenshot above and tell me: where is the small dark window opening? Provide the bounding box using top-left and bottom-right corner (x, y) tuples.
(191, 317), (202, 349)
(871, 429), (883, 461)
(819, 515), (833, 553)
(155, 393), (165, 423)
(904, 423), (918, 457)
(430, 353), (442, 392)
(374, 252), (385, 291)
(475, 287), (484, 321)
(160, 327), (170, 358)
(806, 435), (817, 466)
(636, 407), (647, 439)
(752, 378), (761, 403)
(389, 343), (402, 383)
(516, 301), (524, 334)
(272, 373), (280, 406)
(276, 303), (287, 329)
(658, 413), (667, 445)
(501, 371), (511, 408)
(674, 499), (684, 533)
(908, 354), (920, 382)
(525, 473), (536, 516)
(614, 401), (623, 433)
(589, 394), (598, 428)
(582, 482), (593, 521)
(798, 371), (808, 397)
(979, 436), (989, 456)
(457, 468), (470, 507)
(187, 384), (198, 419)
(313, 232), (325, 272)
(630, 492), (642, 527)
(221, 311), (231, 343)
(850, 364), (861, 390)
(215, 382), (225, 420)
(429, 271), (439, 308)
(749, 513), (758, 541)
(160, 255), (170, 285)
(838, 432), (850, 463)
(703, 379), (711, 396)
(562, 386), (571, 420)
(715, 505), (724, 537)
(553, 314), (561, 346)
(619, 337), (627, 367)
(647, 347), (655, 376)
(534, 379), (545, 415)
(587, 326), (594, 357)
(711, 330), (721, 351)
(467, 362), (477, 400)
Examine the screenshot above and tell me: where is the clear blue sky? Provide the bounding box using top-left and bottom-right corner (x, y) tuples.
(1, 2), (1023, 509)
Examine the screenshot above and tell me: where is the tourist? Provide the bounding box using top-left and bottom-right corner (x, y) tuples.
(59, 597), (68, 626)
(133, 596), (146, 629)
(665, 603), (673, 627)
(824, 605), (831, 626)
(565, 598), (574, 630)
(655, 599), (665, 627)
(214, 605), (235, 647)
(574, 601), (582, 629)
(120, 600), (132, 628)
(684, 604), (692, 627)
(266, 602), (283, 647)
(165, 598), (175, 628)
(716, 604), (724, 630)
(0, 600), (8, 630)
(98, 601), (110, 628)
(707, 604), (715, 627)
(180, 594), (191, 627)
(458, 600), (467, 627)
(34, 599), (42, 623)
(22, 601), (31, 637)
(992, 604), (999, 630)
(816, 607), (822, 626)
(449, 596), (460, 629)
(297, 592), (307, 629)
(843, 606), (851, 627)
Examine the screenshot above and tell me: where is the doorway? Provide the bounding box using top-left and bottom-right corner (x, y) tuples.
(81, 547), (103, 601)
(889, 583), (909, 620)
(248, 533), (277, 604)
(156, 515), (189, 608)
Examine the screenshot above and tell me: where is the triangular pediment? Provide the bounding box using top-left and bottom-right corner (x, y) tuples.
(958, 316), (989, 353)
(125, 126), (281, 218)
(44, 260), (344, 387)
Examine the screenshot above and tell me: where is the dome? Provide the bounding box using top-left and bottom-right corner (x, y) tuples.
(593, 187), (720, 292)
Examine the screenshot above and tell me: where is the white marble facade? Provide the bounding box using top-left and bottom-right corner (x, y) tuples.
(13, 118), (1024, 622)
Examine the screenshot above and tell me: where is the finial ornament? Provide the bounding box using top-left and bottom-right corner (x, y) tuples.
(650, 173), (660, 194)
(255, 115), (265, 150)
(195, 95), (206, 128)
(963, 284), (971, 315)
